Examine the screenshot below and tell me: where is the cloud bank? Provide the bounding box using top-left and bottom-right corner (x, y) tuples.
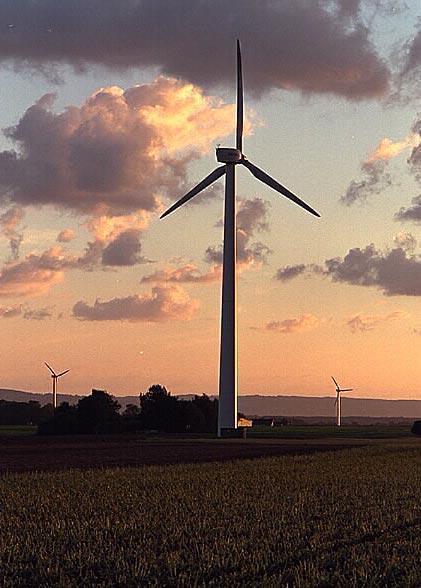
(0, 0), (390, 100)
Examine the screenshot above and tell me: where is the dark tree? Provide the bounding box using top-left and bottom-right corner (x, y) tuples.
(411, 421), (421, 436)
(191, 394), (218, 434)
(175, 400), (206, 433)
(38, 402), (78, 435)
(139, 385), (179, 433)
(77, 389), (121, 434)
(121, 403), (142, 432)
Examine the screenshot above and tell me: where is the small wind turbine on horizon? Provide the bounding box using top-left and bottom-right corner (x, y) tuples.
(161, 40), (320, 436)
(331, 376), (353, 427)
(45, 362), (70, 410)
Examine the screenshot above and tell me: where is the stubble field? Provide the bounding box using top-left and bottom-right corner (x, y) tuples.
(0, 441), (420, 586)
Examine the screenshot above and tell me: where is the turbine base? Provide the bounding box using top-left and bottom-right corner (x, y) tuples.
(219, 427), (246, 439)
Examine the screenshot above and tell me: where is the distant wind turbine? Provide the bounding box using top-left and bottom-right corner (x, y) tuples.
(331, 376), (353, 427)
(45, 362), (70, 410)
(161, 40), (320, 436)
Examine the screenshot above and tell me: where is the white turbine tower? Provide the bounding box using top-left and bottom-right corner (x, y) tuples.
(45, 362), (70, 410)
(161, 41), (320, 437)
(331, 376), (353, 427)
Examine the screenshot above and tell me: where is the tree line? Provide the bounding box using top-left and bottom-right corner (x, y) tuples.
(0, 399), (53, 426)
(38, 385), (218, 435)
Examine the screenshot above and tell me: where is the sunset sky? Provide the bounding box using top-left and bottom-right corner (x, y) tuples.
(0, 0), (420, 400)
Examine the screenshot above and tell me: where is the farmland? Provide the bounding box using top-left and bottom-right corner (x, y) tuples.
(0, 441), (420, 586)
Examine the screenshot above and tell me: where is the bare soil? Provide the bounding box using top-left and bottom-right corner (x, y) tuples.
(0, 434), (364, 473)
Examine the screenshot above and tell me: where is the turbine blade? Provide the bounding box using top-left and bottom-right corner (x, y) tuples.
(242, 160), (320, 217)
(57, 369), (70, 377)
(341, 388), (353, 392)
(334, 397), (338, 406)
(236, 39), (244, 152)
(160, 166), (226, 219)
(44, 362), (56, 376)
(331, 376), (340, 388)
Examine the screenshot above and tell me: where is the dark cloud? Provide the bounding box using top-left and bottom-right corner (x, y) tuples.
(408, 117), (421, 182)
(101, 229), (146, 266)
(73, 285), (198, 322)
(275, 264), (307, 282)
(395, 195), (421, 223)
(324, 244), (421, 296)
(205, 198), (272, 267)
(0, 1), (390, 100)
(340, 160), (391, 205)
(274, 243), (421, 296)
(0, 79), (234, 216)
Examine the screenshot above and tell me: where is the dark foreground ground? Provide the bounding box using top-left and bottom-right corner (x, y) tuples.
(0, 434), (369, 473)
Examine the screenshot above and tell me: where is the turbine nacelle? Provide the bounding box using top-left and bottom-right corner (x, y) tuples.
(216, 148), (243, 163)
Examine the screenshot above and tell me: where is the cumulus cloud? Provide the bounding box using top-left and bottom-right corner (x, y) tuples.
(141, 264), (221, 285)
(393, 232), (417, 251)
(101, 229), (146, 267)
(73, 285), (198, 322)
(0, 1), (390, 100)
(274, 242), (421, 296)
(324, 244), (421, 296)
(260, 314), (320, 334)
(341, 131), (420, 205)
(341, 160), (391, 205)
(0, 247), (65, 298)
(0, 79), (235, 217)
(56, 229), (75, 243)
(0, 206), (24, 259)
(275, 264), (307, 282)
(205, 198), (272, 268)
(395, 195), (421, 223)
(370, 135), (419, 162)
(347, 309), (408, 332)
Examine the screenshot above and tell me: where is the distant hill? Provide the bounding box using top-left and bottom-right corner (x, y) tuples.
(237, 395), (421, 418)
(0, 388), (83, 405)
(1, 389), (420, 418)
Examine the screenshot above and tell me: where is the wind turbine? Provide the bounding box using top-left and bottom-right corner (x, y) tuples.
(45, 362), (70, 410)
(161, 40), (320, 437)
(331, 376), (353, 427)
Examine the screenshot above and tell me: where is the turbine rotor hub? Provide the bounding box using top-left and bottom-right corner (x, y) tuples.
(216, 147), (243, 163)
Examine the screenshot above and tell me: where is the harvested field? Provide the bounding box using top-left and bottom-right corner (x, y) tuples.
(0, 444), (420, 586)
(0, 434), (365, 473)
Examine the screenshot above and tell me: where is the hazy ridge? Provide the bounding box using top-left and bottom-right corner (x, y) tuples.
(1, 389), (420, 418)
